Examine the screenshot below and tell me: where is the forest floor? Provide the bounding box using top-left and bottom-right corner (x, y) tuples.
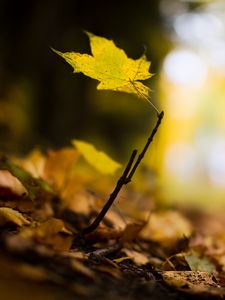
(0, 150), (225, 300)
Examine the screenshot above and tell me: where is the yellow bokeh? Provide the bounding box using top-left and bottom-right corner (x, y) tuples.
(155, 62), (225, 210)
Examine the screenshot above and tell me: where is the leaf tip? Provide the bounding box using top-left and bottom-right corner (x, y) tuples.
(51, 47), (63, 57)
(83, 30), (94, 39)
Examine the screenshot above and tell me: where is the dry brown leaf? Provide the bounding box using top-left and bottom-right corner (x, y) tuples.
(34, 218), (73, 252)
(0, 170), (26, 195)
(140, 210), (192, 246)
(122, 249), (149, 266)
(0, 156), (55, 204)
(85, 225), (122, 243)
(162, 253), (190, 271)
(102, 209), (127, 230)
(162, 271), (224, 296)
(0, 184), (34, 213)
(44, 148), (79, 191)
(120, 221), (146, 243)
(5, 227), (36, 253)
(0, 198), (34, 213)
(35, 218), (72, 235)
(0, 207), (30, 226)
(62, 189), (96, 214)
(16, 148), (46, 178)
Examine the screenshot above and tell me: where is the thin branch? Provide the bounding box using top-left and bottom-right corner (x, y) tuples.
(81, 111), (164, 235)
(125, 110), (164, 182)
(81, 150), (137, 235)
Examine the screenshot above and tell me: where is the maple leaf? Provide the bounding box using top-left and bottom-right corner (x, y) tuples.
(72, 139), (121, 175)
(53, 32), (153, 100)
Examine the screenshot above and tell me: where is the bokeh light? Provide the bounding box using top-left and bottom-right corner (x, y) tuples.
(156, 0), (225, 209)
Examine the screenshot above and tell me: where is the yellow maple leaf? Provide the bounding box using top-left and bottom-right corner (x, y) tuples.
(53, 32), (153, 100)
(72, 139), (121, 175)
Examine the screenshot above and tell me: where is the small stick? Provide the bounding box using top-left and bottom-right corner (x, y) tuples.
(126, 110), (164, 182)
(89, 243), (122, 259)
(81, 150), (137, 235)
(81, 111), (164, 235)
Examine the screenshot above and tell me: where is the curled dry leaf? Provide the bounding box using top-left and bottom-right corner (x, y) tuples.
(0, 170), (26, 195)
(162, 253), (190, 271)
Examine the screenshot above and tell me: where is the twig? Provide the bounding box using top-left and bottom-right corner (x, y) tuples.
(81, 111), (164, 235)
(126, 110), (164, 182)
(81, 150), (137, 235)
(89, 243), (122, 260)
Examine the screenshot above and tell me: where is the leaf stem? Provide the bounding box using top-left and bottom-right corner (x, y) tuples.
(81, 111), (164, 235)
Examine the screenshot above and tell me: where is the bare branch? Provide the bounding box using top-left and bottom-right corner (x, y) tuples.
(81, 150), (137, 235)
(81, 111), (164, 235)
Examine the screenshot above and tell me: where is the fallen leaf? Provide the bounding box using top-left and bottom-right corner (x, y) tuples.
(15, 148), (46, 178)
(34, 218), (73, 252)
(72, 139), (121, 175)
(185, 252), (216, 273)
(0, 207), (30, 226)
(61, 189), (96, 214)
(140, 210), (192, 246)
(120, 221), (145, 243)
(162, 253), (190, 271)
(0, 155), (55, 201)
(162, 271), (224, 296)
(0, 170), (26, 195)
(122, 249), (149, 266)
(53, 32), (152, 99)
(85, 226), (122, 243)
(44, 148), (79, 191)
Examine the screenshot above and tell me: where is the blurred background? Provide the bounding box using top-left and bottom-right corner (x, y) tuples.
(1, 0), (225, 209)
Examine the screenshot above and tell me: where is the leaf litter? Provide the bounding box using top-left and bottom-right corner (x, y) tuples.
(0, 150), (225, 300)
